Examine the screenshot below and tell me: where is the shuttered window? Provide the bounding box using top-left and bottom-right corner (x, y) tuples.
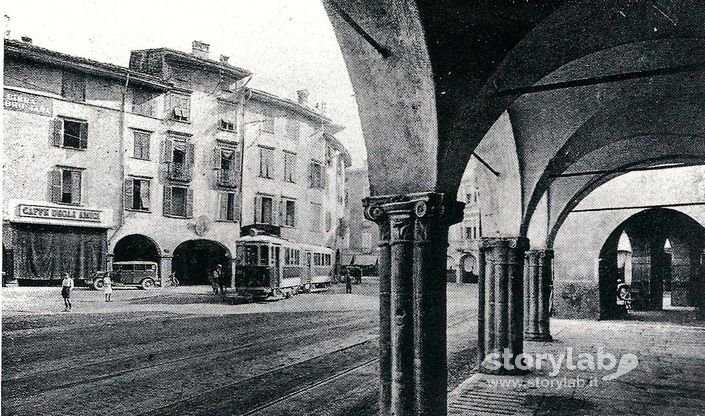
(259, 147), (274, 179)
(124, 177), (151, 211)
(52, 118), (88, 150)
(254, 194), (275, 224)
(50, 168), (82, 205)
(310, 202), (322, 232)
(283, 151), (297, 183)
(132, 89), (155, 116)
(285, 117), (300, 139)
(308, 160), (325, 189)
(163, 186), (193, 218)
(218, 192), (240, 222)
(133, 131), (151, 160)
(61, 71), (86, 102)
(261, 112), (275, 133)
(168, 93), (190, 122)
(283, 199), (296, 227)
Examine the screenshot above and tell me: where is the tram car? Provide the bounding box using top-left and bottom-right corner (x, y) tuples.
(233, 233), (335, 301)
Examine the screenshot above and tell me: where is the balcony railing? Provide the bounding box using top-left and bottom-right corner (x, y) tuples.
(167, 162), (192, 182)
(217, 169), (239, 188)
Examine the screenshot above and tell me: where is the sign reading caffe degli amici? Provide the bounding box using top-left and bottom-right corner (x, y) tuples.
(8, 199), (114, 229)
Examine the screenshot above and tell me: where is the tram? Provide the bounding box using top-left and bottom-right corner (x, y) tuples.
(233, 232), (335, 301)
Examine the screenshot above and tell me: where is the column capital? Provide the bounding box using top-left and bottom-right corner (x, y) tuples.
(525, 248), (554, 260)
(362, 192), (464, 226)
(479, 236), (530, 251)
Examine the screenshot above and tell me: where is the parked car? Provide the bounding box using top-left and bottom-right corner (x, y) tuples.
(339, 266), (362, 284)
(89, 261), (160, 290)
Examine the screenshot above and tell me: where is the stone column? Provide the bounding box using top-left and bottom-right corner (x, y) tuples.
(524, 249), (553, 341)
(364, 192), (463, 416)
(477, 237), (530, 374)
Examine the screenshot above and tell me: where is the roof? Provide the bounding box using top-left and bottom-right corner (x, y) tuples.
(237, 235), (333, 252)
(4, 39), (171, 90)
(323, 132), (353, 167)
(247, 88), (345, 134)
(130, 47), (251, 80)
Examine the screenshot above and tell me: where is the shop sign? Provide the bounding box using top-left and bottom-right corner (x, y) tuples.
(18, 204), (102, 223)
(4, 90), (53, 117)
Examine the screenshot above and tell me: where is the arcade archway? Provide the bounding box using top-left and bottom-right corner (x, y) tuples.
(172, 240), (231, 286)
(113, 234), (160, 263)
(598, 209), (705, 319)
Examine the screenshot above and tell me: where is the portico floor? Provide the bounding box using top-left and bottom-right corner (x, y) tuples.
(449, 311), (705, 415)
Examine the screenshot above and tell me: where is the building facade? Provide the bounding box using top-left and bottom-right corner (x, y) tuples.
(447, 159), (483, 283)
(3, 38), (350, 286)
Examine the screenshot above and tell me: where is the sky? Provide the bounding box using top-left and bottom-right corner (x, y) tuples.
(2, 0), (367, 166)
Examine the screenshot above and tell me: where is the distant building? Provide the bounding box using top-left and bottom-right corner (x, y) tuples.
(447, 161), (483, 283)
(2, 38), (350, 286)
(343, 168), (379, 274)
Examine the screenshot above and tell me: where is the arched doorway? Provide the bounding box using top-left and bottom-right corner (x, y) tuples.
(598, 209), (705, 319)
(172, 240), (231, 286)
(460, 254), (478, 283)
(113, 234), (160, 263)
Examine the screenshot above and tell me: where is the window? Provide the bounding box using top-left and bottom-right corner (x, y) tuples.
(466, 194), (473, 204)
(215, 148), (239, 187)
(464, 227), (472, 240)
(261, 113), (275, 133)
(314, 253), (322, 266)
(163, 186), (193, 218)
(259, 147), (274, 179)
(285, 248), (301, 266)
(218, 192), (239, 221)
(168, 93), (190, 122)
(132, 89), (155, 116)
(284, 152), (296, 183)
(162, 138), (194, 181)
(310, 202), (322, 232)
(61, 72), (86, 101)
(337, 158), (345, 177)
(125, 177), (151, 211)
(326, 145), (334, 166)
(283, 199), (296, 227)
(362, 232), (372, 252)
(286, 118), (300, 139)
(133, 131), (151, 160)
(255, 195), (274, 224)
(220, 119), (235, 131)
(50, 168), (82, 205)
(309, 160), (325, 189)
(52, 118), (88, 150)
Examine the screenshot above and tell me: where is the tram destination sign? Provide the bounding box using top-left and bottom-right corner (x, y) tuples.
(18, 204), (102, 223)
(4, 90), (53, 117)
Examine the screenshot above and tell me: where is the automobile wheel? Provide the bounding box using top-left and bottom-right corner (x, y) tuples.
(141, 278), (155, 290)
(93, 279), (104, 290)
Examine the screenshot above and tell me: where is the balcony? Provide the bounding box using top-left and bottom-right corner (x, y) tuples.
(216, 168), (239, 188)
(167, 162), (192, 182)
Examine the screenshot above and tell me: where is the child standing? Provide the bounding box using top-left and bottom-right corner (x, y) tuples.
(61, 273), (74, 311)
(103, 273), (112, 302)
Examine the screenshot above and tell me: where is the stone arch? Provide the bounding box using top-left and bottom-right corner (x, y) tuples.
(172, 239), (231, 286)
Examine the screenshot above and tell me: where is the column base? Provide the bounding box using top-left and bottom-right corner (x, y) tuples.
(524, 333), (553, 342)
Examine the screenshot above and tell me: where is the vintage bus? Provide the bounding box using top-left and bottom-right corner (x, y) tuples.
(232, 234), (334, 300)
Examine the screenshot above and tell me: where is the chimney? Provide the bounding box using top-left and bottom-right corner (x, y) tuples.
(191, 40), (210, 59)
(21, 36), (32, 44)
(296, 89), (310, 105)
(219, 54), (229, 64)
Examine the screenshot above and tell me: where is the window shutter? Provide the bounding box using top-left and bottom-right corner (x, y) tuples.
(321, 167), (327, 190)
(161, 139), (173, 163)
(233, 191), (241, 222)
(124, 178), (134, 210)
(213, 147), (221, 170)
(279, 198), (285, 225)
(254, 195), (262, 223)
(308, 162), (314, 187)
(218, 193), (228, 220)
(186, 142), (195, 180)
(141, 180), (151, 210)
(52, 119), (63, 147)
(233, 151), (241, 178)
(50, 169), (62, 203)
(70, 171), (82, 204)
(186, 188), (194, 218)
(79, 122), (88, 149)
(162, 186), (172, 216)
(272, 198), (280, 225)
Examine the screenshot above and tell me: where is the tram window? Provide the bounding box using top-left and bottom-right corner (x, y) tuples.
(260, 245), (269, 266)
(314, 253), (321, 266)
(245, 246), (258, 265)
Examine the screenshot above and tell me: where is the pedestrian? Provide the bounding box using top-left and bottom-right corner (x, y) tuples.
(211, 265), (221, 295)
(103, 273), (112, 302)
(345, 270), (352, 294)
(61, 272), (74, 312)
(216, 264), (228, 299)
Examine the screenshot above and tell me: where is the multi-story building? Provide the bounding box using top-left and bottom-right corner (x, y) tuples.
(240, 88), (350, 251)
(2, 38), (350, 287)
(447, 160), (483, 283)
(342, 168), (380, 274)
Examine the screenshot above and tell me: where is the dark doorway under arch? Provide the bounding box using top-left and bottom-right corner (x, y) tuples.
(172, 240), (231, 286)
(113, 234), (160, 263)
(599, 208), (705, 319)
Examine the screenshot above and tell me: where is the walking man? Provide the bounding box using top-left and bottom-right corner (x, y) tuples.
(216, 264), (228, 299)
(61, 272), (74, 311)
(345, 269), (352, 294)
(211, 265), (221, 295)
